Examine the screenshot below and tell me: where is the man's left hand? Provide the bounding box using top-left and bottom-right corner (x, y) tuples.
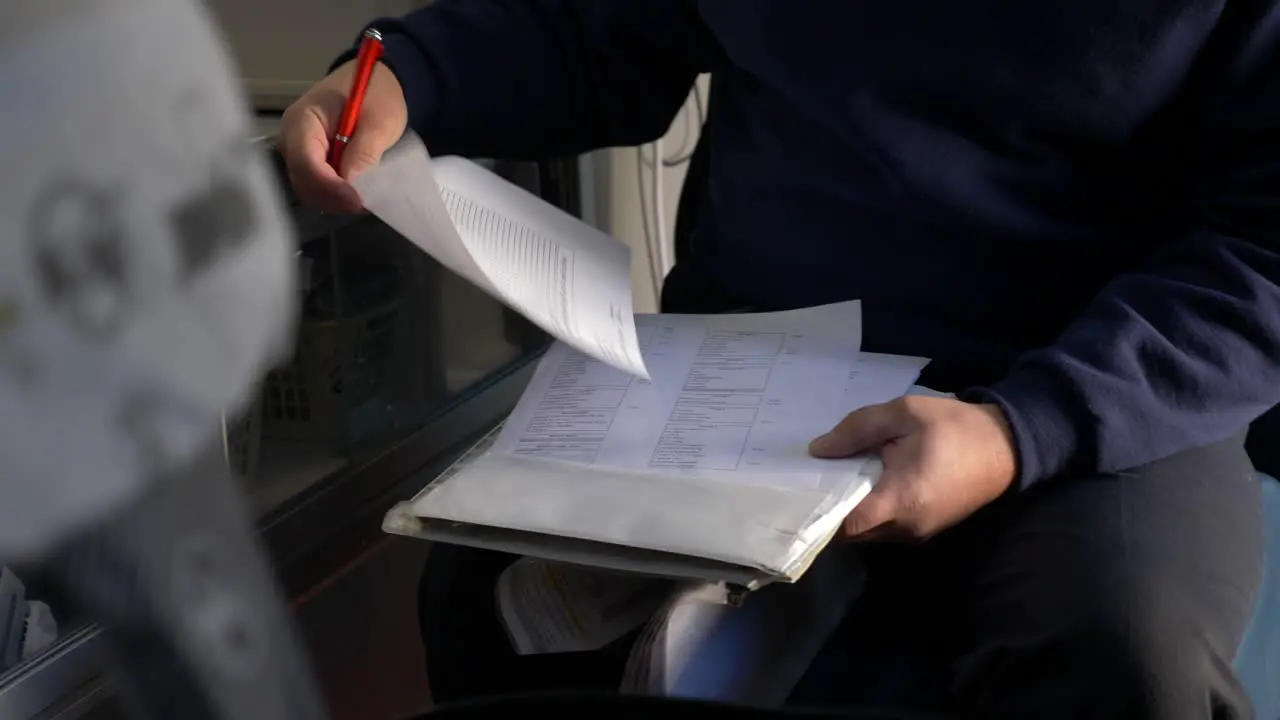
(809, 396), (1018, 541)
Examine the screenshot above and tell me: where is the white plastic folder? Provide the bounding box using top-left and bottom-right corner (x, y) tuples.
(384, 301), (929, 587)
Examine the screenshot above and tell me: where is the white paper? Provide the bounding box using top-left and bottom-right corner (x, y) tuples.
(353, 134), (648, 378)
(840, 352), (934, 409)
(495, 557), (669, 655)
(494, 301), (885, 491)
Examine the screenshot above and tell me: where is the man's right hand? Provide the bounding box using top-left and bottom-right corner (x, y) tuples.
(278, 60), (408, 214)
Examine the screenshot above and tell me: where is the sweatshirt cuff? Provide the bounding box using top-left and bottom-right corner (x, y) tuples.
(329, 19), (440, 136)
(961, 366), (1082, 490)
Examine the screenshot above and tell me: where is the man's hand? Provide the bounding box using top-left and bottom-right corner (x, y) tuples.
(278, 60), (408, 214)
(809, 396), (1018, 541)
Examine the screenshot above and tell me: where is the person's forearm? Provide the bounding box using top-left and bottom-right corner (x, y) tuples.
(965, 228), (1280, 486)
(334, 0), (715, 159)
(966, 9), (1280, 486)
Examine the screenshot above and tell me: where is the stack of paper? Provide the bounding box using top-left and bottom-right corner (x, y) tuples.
(385, 301), (927, 586)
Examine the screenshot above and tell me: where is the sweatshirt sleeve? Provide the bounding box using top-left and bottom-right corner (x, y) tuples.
(333, 0), (716, 159)
(965, 8), (1280, 486)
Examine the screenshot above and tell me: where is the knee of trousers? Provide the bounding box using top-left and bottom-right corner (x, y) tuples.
(1092, 607), (1240, 705)
(954, 592), (1247, 717)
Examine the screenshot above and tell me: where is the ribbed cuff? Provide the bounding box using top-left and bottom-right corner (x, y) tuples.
(961, 366), (1081, 489)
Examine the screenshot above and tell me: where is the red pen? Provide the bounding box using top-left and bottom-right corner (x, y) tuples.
(327, 28), (385, 174)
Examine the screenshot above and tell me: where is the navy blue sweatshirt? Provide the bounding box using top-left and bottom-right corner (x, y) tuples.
(348, 0), (1280, 487)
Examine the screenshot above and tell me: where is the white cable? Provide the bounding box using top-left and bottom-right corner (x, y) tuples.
(663, 95), (695, 165)
(653, 137), (671, 278)
(663, 82), (705, 167)
(636, 145), (664, 302)
(637, 81), (707, 303)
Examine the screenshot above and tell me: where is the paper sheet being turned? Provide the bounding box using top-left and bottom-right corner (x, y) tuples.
(351, 134), (648, 378)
